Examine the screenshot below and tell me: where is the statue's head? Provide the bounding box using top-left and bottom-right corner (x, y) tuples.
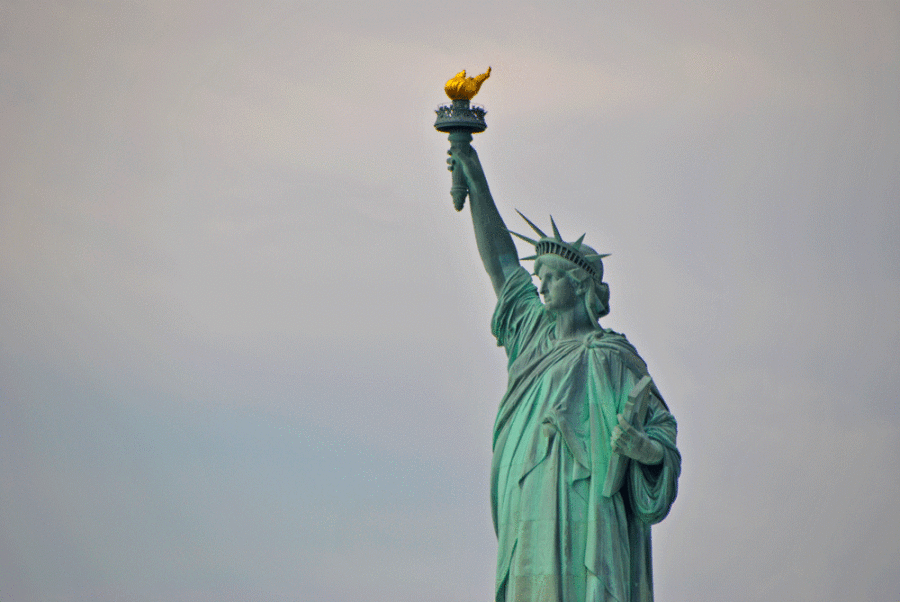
(534, 248), (610, 322)
(511, 211), (611, 322)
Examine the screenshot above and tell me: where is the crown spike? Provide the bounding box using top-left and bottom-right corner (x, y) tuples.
(515, 209), (548, 238)
(549, 215), (562, 240)
(507, 229), (539, 246)
(520, 254), (538, 261)
(571, 233), (586, 250)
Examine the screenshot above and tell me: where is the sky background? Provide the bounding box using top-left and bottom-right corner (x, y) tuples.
(1, 2), (899, 601)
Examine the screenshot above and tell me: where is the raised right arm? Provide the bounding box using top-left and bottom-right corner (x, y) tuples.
(448, 141), (520, 296)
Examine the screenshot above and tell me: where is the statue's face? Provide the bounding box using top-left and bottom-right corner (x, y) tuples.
(537, 256), (580, 313)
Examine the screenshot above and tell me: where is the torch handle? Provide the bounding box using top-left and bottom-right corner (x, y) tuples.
(448, 131), (473, 211)
(450, 162), (468, 211)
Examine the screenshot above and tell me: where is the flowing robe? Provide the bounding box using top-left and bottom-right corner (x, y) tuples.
(490, 267), (680, 602)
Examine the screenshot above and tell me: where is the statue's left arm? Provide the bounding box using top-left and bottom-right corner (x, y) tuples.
(628, 390), (681, 524)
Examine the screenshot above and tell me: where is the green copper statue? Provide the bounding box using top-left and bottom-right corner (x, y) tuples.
(439, 70), (681, 602)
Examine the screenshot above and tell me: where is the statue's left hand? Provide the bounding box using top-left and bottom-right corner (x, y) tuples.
(611, 414), (664, 465)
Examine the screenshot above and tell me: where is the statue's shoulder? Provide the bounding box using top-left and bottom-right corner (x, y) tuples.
(586, 328), (633, 351)
(587, 329), (648, 374)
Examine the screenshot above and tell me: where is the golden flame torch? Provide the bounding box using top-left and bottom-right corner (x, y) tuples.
(434, 67), (491, 211)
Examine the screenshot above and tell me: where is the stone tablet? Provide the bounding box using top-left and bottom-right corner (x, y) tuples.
(603, 374), (653, 497)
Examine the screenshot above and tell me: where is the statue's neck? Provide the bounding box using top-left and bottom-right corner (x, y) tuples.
(552, 307), (599, 341)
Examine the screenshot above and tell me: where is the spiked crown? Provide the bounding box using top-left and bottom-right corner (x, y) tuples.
(508, 210), (609, 288)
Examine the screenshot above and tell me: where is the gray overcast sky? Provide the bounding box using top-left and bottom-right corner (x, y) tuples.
(1, 2), (898, 601)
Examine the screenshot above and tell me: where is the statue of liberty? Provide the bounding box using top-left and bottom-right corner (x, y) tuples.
(442, 81), (681, 601)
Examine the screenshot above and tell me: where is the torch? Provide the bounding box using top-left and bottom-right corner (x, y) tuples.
(434, 67), (491, 211)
